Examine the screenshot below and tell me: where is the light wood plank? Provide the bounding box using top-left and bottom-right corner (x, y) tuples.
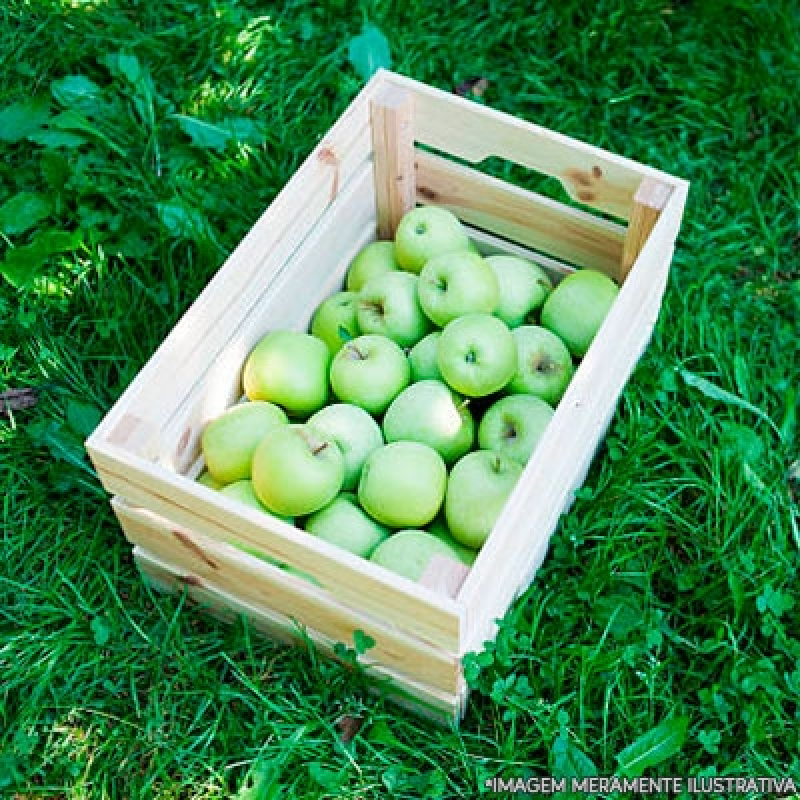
(620, 177), (673, 281)
(134, 548), (466, 724)
(371, 87), (416, 239)
(416, 149), (626, 275)
(116, 500), (461, 693)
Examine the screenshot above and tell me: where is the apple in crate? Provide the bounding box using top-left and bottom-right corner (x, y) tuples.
(251, 423), (344, 517)
(408, 330), (443, 382)
(358, 441), (447, 528)
(445, 449), (523, 549)
(304, 492), (390, 558)
(201, 400), (288, 485)
(484, 254), (552, 327)
(307, 402), (384, 491)
(310, 290), (360, 354)
(393, 206), (471, 273)
(436, 313), (516, 397)
(345, 240), (399, 292)
(243, 330), (331, 417)
(382, 379), (474, 465)
(540, 269), (619, 357)
(418, 251), (499, 327)
(508, 325), (575, 406)
(370, 529), (466, 582)
(329, 334), (410, 415)
(356, 270), (432, 348)
(478, 394), (554, 466)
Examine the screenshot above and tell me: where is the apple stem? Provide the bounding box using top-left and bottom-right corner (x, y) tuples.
(312, 441), (329, 456)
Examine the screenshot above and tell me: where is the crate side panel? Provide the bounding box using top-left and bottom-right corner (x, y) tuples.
(134, 548), (465, 725)
(459, 203), (681, 654)
(88, 82), (378, 456)
(416, 149), (626, 275)
(91, 449), (463, 650)
(380, 72), (676, 220)
(115, 499), (462, 694)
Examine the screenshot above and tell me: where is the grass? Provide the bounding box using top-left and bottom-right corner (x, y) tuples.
(1, 0), (798, 796)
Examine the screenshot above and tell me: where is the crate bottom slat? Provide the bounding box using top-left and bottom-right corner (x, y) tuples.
(133, 547), (468, 725)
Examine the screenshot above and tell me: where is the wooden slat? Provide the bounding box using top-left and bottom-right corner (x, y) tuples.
(371, 87), (416, 239)
(620, 177), (673, 282)
(134, 548), (466, 724)
(116, 500), (461, 694)
(459, 184), (688, 655)
(381, 71), (681, 220)
(416, 149), (626, 275)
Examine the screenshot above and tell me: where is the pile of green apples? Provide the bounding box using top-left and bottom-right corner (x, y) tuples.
(198, 206), (619, 584)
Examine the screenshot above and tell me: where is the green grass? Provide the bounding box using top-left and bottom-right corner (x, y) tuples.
(1, 0), (798, 796)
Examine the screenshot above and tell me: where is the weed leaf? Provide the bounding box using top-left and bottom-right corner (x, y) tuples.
(1, 229), (82, 287)
(615, 715), (688, 776)
(66, 398), (104, 437)
(51, 75), (103, 112)
(27, 130), (88, 149)
(172, 114), (267, 151)
(678, 368), (782, 439)
(0, 96), (50, 142)
(91, 616), (111, 646)
(156, 202), (208, 239)
(347, 24), (391, 81)
(50, 110), (127, 156)
(552, 734), (597, 778)
(0, 192), (53, 235)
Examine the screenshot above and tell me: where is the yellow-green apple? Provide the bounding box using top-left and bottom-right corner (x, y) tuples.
(310, 290), (360, 354)
(201, 400), (288, 484)
(370, 529), (466, 582)
(358, 441), (447, 528)
(382, 379), (474, 464)
(251, 423), (344, 516)
(436, 313), (516, 397)
(329, 334), (410, 415)
(418, 251), (500, 326)
(196, 470), (224, 490)
(393, 206), (470, 273)
(345, 240), (399, 291)
(445, 449), (523, 548)
(356, 270), (432, 348)
(304, 492), (390, 558)
(219, 479), (294, 523)
(408, 330), (443, 382)
(508, 325), (575, 406)
(484, 254), (553, 327)
(307, 402), (384, 490)
(477, 393), (554, 466)
(540, 269), (619, 357)
(243, 330), (331, 417)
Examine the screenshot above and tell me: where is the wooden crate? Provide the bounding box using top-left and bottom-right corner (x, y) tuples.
(85, 69), (688, 724)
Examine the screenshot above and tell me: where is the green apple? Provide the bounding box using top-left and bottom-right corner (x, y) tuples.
(436, 313), (516, 397)
(243, 330), (331, 417)
(307, 402), (384, 490)
(408, 330), (443, 382)
(427, 515), (479, 565)
(508, 325), (575, 406)
(477, 394), (554, 465)
(445, 449), (523, 549)
(382, 379), (474, 465)
(345, 240), (399, 292)
(251, 423), (344, 516)
(329, 333), (411, 415)
(358, 441), (447, 528)
(201, 400), (289, 485)
(484, 254), (553, 327)
(219, 479), (294, 523)
(540, 269), (619, 357)
(393, 206), (471, 273)
(370, 529), (466, 582)
(196, 470), (224, 490)
(304, 492), (390, 558)
(356, 270), (432, 348)
(418, 250), (500, 327)
(310, 290), (360, 354)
